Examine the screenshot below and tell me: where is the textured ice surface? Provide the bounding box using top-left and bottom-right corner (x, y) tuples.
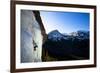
(21, 10), (43, 63)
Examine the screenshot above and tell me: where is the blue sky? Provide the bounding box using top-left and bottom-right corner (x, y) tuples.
(40, 11), (90, 34)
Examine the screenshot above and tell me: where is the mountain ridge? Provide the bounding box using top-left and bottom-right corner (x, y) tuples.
(48, 30), (89, 41)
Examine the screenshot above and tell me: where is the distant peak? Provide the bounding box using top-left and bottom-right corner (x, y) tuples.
(47, 30), (89, 41)
(48, 30), (61, 34)
(48, 30), (64, 41)
(51, 30), (59, 32)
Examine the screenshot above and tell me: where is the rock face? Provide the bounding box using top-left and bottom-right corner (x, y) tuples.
(33, 11), (47, 43)
(21, 10), (46, 62)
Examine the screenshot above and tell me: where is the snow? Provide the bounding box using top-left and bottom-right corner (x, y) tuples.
(48, 30), (68, 41)
(48, 30), (89, 41)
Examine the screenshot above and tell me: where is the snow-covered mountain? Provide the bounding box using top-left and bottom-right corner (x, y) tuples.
(48, 30), (89, 41)
(69, 31), (89, 40)
(48, 30), (68, 41)
(43, 30), (90, 60)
